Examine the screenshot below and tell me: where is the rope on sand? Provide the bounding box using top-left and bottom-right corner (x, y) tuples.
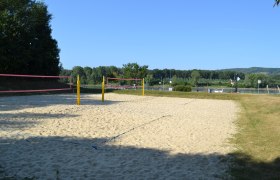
(4, 99), (194, 150)
(92, 114), (172, 150)
(7, 115), (172, 151)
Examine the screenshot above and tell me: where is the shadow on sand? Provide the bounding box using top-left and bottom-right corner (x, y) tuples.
(0, 136), (279, 179)
(0, 94), (122, 112)
(0, 136), (229, 180)
(0, 112), (79, 132)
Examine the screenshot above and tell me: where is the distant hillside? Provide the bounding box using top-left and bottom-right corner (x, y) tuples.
(220, 67), (280, 75)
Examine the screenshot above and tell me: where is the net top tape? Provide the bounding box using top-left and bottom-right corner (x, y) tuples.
(107, 77), (143, 81)
(0, 74), (71, 78)
(0, 88), (72, 93)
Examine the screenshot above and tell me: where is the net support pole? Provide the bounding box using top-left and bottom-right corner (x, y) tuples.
(77, 75), (81, 105)
(102, 76), (105, 102)
(142, 78), (145, 96)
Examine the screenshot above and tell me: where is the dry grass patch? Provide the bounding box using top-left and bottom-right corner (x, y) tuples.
(231, 95), (280, 179)
(236, 95), (280, 161)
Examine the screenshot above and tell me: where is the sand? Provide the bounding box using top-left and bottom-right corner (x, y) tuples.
(0, 93), (238, 179)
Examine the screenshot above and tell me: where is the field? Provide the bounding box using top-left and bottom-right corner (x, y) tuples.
(1, 93), (238, 179)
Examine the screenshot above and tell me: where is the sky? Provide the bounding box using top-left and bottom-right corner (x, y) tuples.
(43, 0), (280, 70)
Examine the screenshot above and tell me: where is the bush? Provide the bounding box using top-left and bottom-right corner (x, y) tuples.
(184, 85), (192, 92)
(174, 85), (184, 91)
(171, 81), (184, 87)
(174, 85), (192, 92)
(171, 82), (178, 87)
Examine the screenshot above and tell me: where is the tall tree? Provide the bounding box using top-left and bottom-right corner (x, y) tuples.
(83, 66), (93, 84)
(275, 0), (280, 6)
(191, 70), (200, 87)
(0, 0), (61, 75)
(71, 66), (86, 84)
(123, 63), (148, 79)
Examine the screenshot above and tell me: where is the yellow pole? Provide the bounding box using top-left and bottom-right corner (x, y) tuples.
(102, 76), (105, 102)
(142, 78), (145, 96)
(77, 75), (80, 105)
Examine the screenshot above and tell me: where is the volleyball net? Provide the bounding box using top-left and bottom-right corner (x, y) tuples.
(106, 78), (143, 89)
(105, 77), (145, 96)
(0, 74), (72, 94)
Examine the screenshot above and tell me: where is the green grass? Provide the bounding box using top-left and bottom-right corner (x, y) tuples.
(114, 90), (280, 179)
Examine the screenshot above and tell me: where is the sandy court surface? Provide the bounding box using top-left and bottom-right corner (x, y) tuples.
(0, 93), (238, 179)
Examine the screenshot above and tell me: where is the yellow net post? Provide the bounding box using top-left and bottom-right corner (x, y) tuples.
(77, 75), (81, 105)
(142, 78), (145, 96)
(102, 76), (105, 102)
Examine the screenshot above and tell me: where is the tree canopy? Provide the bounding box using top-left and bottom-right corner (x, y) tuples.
(275, 0), (280, 6)
(123, 63), (148, 79)
(0, 0), (61, 75)
(191, 70), (200, 86)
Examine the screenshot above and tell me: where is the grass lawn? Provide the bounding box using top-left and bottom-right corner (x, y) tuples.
(114, 90), (280, 179)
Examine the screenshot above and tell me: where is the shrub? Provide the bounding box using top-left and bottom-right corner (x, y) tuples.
(171, 82), (178, 87)
(184, 85), (192, 92)
(174, 85), (192, 92)
(174, 85), (185, 91)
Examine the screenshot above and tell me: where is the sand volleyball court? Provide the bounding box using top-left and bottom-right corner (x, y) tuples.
(0, 93), (238, 179)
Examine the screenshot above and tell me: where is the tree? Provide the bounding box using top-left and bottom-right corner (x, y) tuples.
(71, 66), (86, 84)
(0, 0), (61, 75)
(83, 66), (93, 84)
(191, 70), (200, 87)
(59, 68), (71, 83)
(275, 0), (280, 6)
(123, 63), (148, 79)
(244, 73), (270, 88)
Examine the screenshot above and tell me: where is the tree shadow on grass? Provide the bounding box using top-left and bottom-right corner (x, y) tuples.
(229, 152), (280, 180)
(0, 136), (279, 179)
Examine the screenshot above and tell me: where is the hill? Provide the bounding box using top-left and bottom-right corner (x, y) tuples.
(220, 67), (280, 75)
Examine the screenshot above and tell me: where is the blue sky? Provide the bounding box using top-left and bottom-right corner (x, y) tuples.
(43, 0), (280, 70)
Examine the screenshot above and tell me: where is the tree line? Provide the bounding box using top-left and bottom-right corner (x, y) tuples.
(60, 63), (280, 88)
